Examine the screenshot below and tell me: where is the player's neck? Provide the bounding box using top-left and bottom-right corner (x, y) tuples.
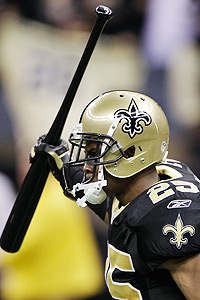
(117, 165), (159, 206)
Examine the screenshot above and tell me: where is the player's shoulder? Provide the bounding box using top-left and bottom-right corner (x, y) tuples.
(126, 160), (200, 267)
(157, 158), (199, 180)
(127, 159), (200, 227)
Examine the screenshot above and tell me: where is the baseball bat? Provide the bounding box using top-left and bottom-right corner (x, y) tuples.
(0, 5), (113, 253)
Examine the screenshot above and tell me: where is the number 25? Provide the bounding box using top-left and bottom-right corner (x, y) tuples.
(147, 180), (199, 204)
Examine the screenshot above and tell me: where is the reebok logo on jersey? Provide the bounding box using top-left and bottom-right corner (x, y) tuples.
(167, 200), (192, 209)
(162, 213), (195, 249)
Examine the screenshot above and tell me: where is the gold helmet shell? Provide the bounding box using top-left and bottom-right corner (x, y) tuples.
(78, 90), (169, 178)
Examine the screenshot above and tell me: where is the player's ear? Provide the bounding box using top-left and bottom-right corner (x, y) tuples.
(124, 146), (135, 159)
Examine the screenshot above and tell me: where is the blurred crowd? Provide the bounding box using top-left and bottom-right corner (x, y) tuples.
(0, 0), (199, 300)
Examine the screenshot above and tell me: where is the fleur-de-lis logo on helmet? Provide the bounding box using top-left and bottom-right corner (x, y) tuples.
(114, 99), (152, 138)
(163, 213), (195, 249)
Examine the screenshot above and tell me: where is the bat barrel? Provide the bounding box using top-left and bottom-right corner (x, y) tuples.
(0, 154), (49, 252)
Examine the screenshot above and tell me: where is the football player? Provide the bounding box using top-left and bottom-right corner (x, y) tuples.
(31, 90), (200, 300)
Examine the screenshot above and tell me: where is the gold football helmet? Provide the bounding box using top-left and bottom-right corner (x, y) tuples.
(68, 90), (169, 205)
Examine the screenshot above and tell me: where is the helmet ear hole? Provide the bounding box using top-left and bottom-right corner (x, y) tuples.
(124, 146), (135, 159)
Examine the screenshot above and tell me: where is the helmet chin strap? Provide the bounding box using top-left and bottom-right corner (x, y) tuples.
(73, 118), (120, 207)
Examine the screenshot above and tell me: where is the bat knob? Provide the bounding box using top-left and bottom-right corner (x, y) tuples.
(96, 5), (113, 20)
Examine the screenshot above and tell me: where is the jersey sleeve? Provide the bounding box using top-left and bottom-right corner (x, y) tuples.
(126, 170), (200, 272)
(137, 197), (200, 271)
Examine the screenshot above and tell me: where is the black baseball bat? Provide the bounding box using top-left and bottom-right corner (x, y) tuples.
(0, 5), (113, 253)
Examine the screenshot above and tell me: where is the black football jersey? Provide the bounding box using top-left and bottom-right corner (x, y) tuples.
(105, 159), (200, 300)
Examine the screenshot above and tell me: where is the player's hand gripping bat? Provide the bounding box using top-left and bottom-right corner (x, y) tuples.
(0, 5), (113, 253)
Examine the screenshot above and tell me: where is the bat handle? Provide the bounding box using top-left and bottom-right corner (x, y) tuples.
(45, 6), (113, 145)
(96, 5), (113, 20)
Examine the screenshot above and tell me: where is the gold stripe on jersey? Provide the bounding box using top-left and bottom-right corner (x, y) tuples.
(111, 197), (130, 224)
(156, 164), (183, 180)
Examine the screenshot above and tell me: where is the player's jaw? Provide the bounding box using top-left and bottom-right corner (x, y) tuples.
(83, 161), (97, 183)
